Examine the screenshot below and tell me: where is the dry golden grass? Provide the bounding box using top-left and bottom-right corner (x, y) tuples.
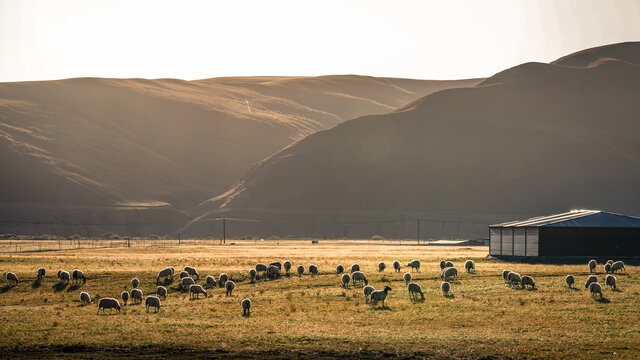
(0, 241), (639, 359)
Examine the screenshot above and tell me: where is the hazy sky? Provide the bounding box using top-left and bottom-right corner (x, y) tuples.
(1, 0), (639, 82)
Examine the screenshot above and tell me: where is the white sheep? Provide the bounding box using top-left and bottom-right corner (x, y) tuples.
(392, 260), (401, 272)
(6, 272), (18, 285)
(184, 266), (200, 281)
(606, 260), (614, 266)
(80, 291), (91, 305)
(441, 267), (458, 282)
(464, 260), (475, 273)
(268, 265), (281, 279)
(611, 261), (626, 273)
(242, 298), (251, 316)
(219, 273), (229, 287)
(181, 277), (195, 290)
(37, 267), (46, 281)
(58, 270), (70, 284)
(403, 272), (412, 284)
(341, 273), (351, 288)
(565, 275), (575, 289)
(283, 260), (292, 275)
(121, 291), (129, 306)
(439, 260), (446, 270)
(369, 286), (392, 307)
(309, 264), (318, 276)
(249, 269), (257, 283)
(407, 282), (424, 300)
(604, 263), (612, 273)
(351, 271), (368, 286)
(156, 286), (168, 299)
(145, 296), (161, 312)
(297, 265), (305, 276)
(97, 298), (121, 314)
(584, 275), (598, 289)
(441, 281), (451, 296)
(336, 264), (344, 274)
(502, 270), (512, 284)
(605, 275), (617, 290)
(131, 288), (143, 304)
(131, 278), (140, 289)
(445, 261), (454, 268)
(507, 272), (521, 287)
(269, 261), (282, 270)
(179, 271), (189, 279)
(406, 260), (420, 272)
(156, 267), (174, 283)
(363, 285), (375, 303)
(72, 269), (86, 285)
(205, 275), (217, 288)
(189, 284), (208, 299)
(588, 259), (597, 273)
(225, 280), (236, 296)
(256, 264), (267, 279)
(378, 262), (387, 272)
(521, 275), (535, 289)
(589, 282), (603, 299)
(350, 264), (360, 273)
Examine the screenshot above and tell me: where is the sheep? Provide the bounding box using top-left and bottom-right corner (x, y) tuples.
(248, 269), (257, 283)
(441, 281), (451, 296)
(219, 273), (229, 287)
(309, 264), (319, 276)
(521, 275), (535, 289)
(242, 298), (251, 316)
(37, 267), (46, 281)
(606, 259), (614, 266)
(406, 259), (420, 272)
(441, 267), (458, 282)
(181, 277), (195, 291)
(72, 269), (86, 285)
(604, 263), (612, 274)
(464, 260), (475, 273)
(156, 266), (174, 283)
(283, 260), (292, 275)
(256, 264), (267, 279)
(403, 272), (412, 284)
(6, 272), (18, 285)
(131, 289), (143, 304)
(80, 291), (91, 305)
(369, 286), (392, 307)
(351, 271), (368, 287)
(156, 286), (167, 299)
(611, 261), (626, 273)
(588, 259), (597, 273)
(341, 273), (351, 288)
(131, 278), (140, 289)
(267, 265), (281, 279)
(392, 260), (401, 272)
(97, 298), (122, 314)
(507, 272), (522, 287)
(584, 275), (598, 289)
(58, 270), (70, 284)
(205, 275), (217, 288)
(184, 266), (200, 281)
(589, 282), (603, 299)
(297, 265), (305, 276)
(350, 264), (360, 273)
(336, 264), (345, 274)
(179, 271), (189, 279)
(269, 261), (282, 270)
(363, 285), (375, 303)
(502, 270), (512, 284)
(378, 262), (387, 272)
(407, 282), (424, 301)
(605, 275), (617, 290)
(565, 275), (575, 289)
(189, 284), (208, 299)
(439, 260), (447, 270)
(145, 296), (161, 312)
(57, 270), (62, 279)
(225, 280), (236, 296)
(445, 261), (454, 268)
(121, 291), (130, 306)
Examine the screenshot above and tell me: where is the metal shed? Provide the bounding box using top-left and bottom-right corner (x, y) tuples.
(489, 210), (640, 257)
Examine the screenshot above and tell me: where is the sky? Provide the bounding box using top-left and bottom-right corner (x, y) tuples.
(1, 0), (639, 82)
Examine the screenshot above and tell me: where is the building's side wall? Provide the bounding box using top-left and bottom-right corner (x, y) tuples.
(501, 227), (514, 255)
(490, 227), (501, 255)
(526, 227), (539, 256)
(538, 227), (640, 256)
(514, 228), (526, 256)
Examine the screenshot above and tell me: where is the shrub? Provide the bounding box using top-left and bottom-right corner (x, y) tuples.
(102, 233), (121, 240)
(371, 235), (385, 241)
(67, 234), (82, 240)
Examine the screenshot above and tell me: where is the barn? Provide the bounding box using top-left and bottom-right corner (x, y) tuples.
(489, 210), (640, 257)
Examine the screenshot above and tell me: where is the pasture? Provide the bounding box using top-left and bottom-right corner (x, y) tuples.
(0, 241), (639, 359)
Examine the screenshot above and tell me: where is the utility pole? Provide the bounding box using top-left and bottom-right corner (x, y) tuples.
(222, 218), (226, 245)
(417, 218), (420, 245)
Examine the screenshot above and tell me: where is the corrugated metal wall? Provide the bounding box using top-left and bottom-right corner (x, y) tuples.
(501, 227), (514, 255)
(514, 228), (526, 255)
(490, 226), (539, 256)
(490, 228), (501, 255)
(526, 227), (539, 256)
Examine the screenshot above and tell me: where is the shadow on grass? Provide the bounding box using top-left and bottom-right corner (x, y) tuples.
(569, 287), (580, 291)
(31, 280), (42, 289)
(444, 293), (455, 299)
(67, 284), (82, 292)
(410, 297), (425, 303)
(52, 282), (68, 292)
(612, 288), (622, 292)
(242, 313), (251, 318)
(371, 305), (392, 311)
(596, 297), (611, 304)
(0, 285), (14, 293)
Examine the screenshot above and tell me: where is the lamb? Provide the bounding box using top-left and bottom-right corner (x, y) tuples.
(407, 282), (424, 300)
(611, 261), (626, 273)
(588, 259), (597, 273)
(97, 298), (122, 314)
(225, 280), (236, 296)
(350, 264), (360, 273)
(179, 271), (189, 279)
(58, 270), (70, 284)
(219, 273), (229, 287)
(464, 260), (475, 273)
(131, 278), (140, 289)
(369, 286), (392, 307)
(439, 260), (447, 270)
(406, 259), (420, 272)
(441, 281), (451, 296)
(341, 273), (351, 288)
(604, 263), (612, 274)
(565, 275), (575, 289)
(363, 285), (375, 303)
(351, 271), (368, 286)
(502, 270), (512, 284)
(184, 266), (200, 281)
(121, 291), (130, 306)
(445, 261), (454, 268)
(37, 267), (46, 281)
(521, 275), (535, 289)
(248, 269), (257, 283)
(189, 284), (208, 299)
(507, 272), (522, 287)
(403, 272), (412, 284)
(269, 261), (282, 270)
(80, 291), (91, 305)
(6, 272), (18, 285)
(267, 265), (281, 279)
(605, 274), (617, 290)
(378, 262), (387, 272)
(181, 276), (195, 290)
(145, 296), (161, 312)
(336, 264), (344, 274)
(309, 264), (319, 276)
(205, 275), (217, 288)
(241, 298), (251, 316)
(441, 267), (458, 282)
(256, 264), (267, 279)
(156, 266), (174, 283)
(584, 275), (598, 289)
(130, 288), (143, 304)
(392, 260), (401, 272)
(72, 269), (86, 285)
(156, 286), (168, 299)
(283, 260), (292, 275)
(297, 265), (305, 276)
(589, 282), (603, 299)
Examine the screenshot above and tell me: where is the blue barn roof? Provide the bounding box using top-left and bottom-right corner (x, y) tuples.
(491, 210), (640, 228)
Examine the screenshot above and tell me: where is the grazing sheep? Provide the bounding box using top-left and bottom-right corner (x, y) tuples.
(502, 270), (513, 284)
(189, 284), (208, 299)
(297, 265), (305, 276)
(363, 285), (375, 303)
(184, 266), (200, 281)
(464, 260), (475, 273)
(57, 270), (63, 279)
(351, 271), (368, 287)
(605, 275), (617, 290)
(72, 269), (86, 285)
(179, 271), (189, 279)
(156, 266), (174, 283)
(507, 272), (522, 288)
(369, 286), (392, 307)
(588, 259), (597, 273)
(336, 264), (345, 274)
(97, 298), (122, 314)
(283, 260), (292, 275)
(267, 265), (281, 279)
(439, 260), (447, 270)
(205, 275), (217, 288)
(6, 272), (18, 285)
(589, 282), (603, 299)
(403, 272), (412, 284)
(131, 278), (140, 289)
(156, 286), (168, 299)
(585, 275), (598, 289)
(604, 263), (612, 274)
(181, 277), (195, 290)
(406, 259), (420, 272)
(58, 270), (70, 284)
(350, 264), (360, 273)
(37, 267), (46, 281)
(441, 267), (458, 282)
(521, 275), (535, 289)
(407, 282), (424, 300)
(131, 289), (143, 304)
(145, 296), (161, 312)
(80, 291), (91, 305)
(225, 280), (236, 296)
(378, 262), (387, 272)
(242, 298), (251, 315)
(269, 261), (282, 270)
(606, 260), (614, 266)
(565, 275), (575, 289)
(248, 269), (257, 283)
(611, 261), (626, 273)
(121, 291), (130, 306)
(309, 264), (319, 276)
(255, 264), (267, 279)
(219, 273), (229, 287)
(441, 281), (451, 296)
(341, 273), (351, 288)
(445, 261), (454, 268)
(392, 260), (401, 272)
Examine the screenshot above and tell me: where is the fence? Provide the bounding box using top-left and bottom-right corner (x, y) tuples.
(0, 238), (223, 253)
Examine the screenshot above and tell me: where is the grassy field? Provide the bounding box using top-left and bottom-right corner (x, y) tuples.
(0, 241), (639, 359)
